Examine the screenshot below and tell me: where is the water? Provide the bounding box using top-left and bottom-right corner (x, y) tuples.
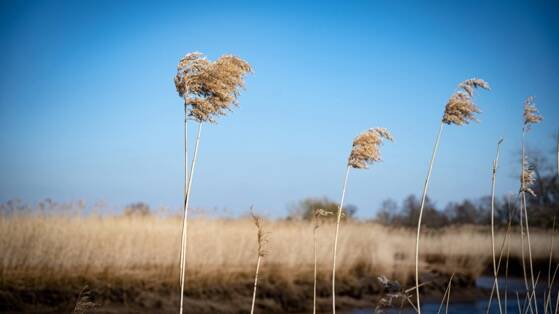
(352, 300), (523, 314)
(350, 276), (558, 314)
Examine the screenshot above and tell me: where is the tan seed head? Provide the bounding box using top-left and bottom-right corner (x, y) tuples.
(442, 78), (490, 125)
(523, 96), (542, 132)
(348, 127), (393, 169)
(174, 52), (252, 123)
(250, 210), (267, 257)
(520, 156), (536, 197)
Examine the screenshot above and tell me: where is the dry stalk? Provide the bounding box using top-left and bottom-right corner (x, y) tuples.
(178, 122), (202, 314)
(545, 218), (557, 314)
(415, 78), (489, 313)
(487, 213), (513, 314)
(491, 138), (504, 314)
(436, 273), (455, 314)
(175, 52), (251, 314)
(250, 210), (267, 314)
(520, 96), (543, 314)
(313, 209), (332, 314)
(179, 103), (189, 283)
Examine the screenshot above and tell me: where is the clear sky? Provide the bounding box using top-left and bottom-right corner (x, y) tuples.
(0, 0), (558, 218)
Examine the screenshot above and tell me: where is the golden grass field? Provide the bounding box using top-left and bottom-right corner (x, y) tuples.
(1, 215), (557, 285)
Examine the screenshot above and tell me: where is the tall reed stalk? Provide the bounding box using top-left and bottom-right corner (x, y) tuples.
(250, 211), (267, 314)
(332, 128), (393, 314)
(491, 138), (504, 314)
(436, 273), (455, 314)
(545, 218), (556, 314)
(312, 208), (330, 314)
(486, 215), (513, 314)
(179, 103), (189, 289)
(332, 166), (350, 314)
(174, 52), (251, 314)
(414, 78), (490, 313)
(520, 96), (543, 313)
(178, 122), (202, 314)
(313, 217), (318, 314)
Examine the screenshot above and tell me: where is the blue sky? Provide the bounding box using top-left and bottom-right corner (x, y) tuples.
(0, 0), (557, 218)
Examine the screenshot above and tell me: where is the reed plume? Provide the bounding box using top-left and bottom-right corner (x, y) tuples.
(332, 127), (392, 314)
(414, 78), (489, 313)
(174, 52), (252, 314)
(523, 96), (543, 132)
(442, 78), (490, 125)
(250, 210), (267, 314)
(175, 52), (252, 123)
(520, 156), (536, 197)
(519, 96), (543, 312)
(348, 128), (394, 169)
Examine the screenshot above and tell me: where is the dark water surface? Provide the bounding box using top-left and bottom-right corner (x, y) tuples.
(349, 276), (558, 314)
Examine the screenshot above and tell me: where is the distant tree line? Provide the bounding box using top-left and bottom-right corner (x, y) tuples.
(0, 199), (152, 217)
(376, 151), (558, 229)
(289, 151), (557, 229)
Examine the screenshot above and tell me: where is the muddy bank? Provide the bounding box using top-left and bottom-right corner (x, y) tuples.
(0, 271), (485, 314)
(3, 254), (549, 313)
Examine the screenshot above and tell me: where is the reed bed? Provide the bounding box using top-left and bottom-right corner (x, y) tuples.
(1, 215), (557, 285)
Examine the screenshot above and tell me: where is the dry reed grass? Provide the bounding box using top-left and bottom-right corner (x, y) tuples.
(415, 77), (490, 313)
(519, 95), (544, 313)
(490, 138), (504, 314)
(174, 51), (252, 314)
(250, 211), (267, 314)
(175, 52), (252, 123)
(1, 215), (557, 285)
(442, 78), (490, 125)
(348, 128), (394, 169)
(331, 127), (393, 314)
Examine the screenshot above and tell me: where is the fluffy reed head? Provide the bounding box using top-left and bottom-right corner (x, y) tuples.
(174, 52), (252, 123)
(442, 78), (490, 125)
(348, 127), (393, 169)
(313, 208), (334, 229)
(523, 96), (543, 132)
(250, 210), (267, 257)
(520, 156), (536, 197)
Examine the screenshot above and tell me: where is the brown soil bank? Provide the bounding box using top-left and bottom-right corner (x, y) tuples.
(0, 271), (482, 314)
